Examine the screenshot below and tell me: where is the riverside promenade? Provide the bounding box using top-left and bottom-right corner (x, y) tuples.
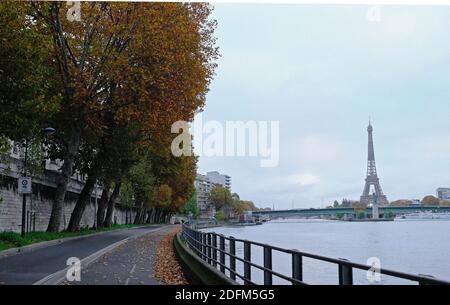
(0, 225), (170, 285)
(63, 226), (177, 285)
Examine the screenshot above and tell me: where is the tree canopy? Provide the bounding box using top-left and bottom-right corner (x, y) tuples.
(0, 1), (219, 231)
(422, 195), (440, 206)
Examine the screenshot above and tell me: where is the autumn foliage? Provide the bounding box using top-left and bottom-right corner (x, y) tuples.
(0, 1), (218, 231)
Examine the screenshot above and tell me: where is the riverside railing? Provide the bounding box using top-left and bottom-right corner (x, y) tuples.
(181, 223), (450, 285)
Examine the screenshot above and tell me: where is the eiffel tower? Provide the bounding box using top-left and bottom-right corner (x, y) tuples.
(360, 121), (389, 206)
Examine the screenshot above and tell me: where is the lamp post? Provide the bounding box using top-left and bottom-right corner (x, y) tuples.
(94, 180), (98, 228)
(20, 127), (56, 237)
(188, 211), (193, 228)
(20, 138), (29, 238)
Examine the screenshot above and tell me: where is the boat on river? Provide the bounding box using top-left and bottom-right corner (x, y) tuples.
(395, 212), (450, 220)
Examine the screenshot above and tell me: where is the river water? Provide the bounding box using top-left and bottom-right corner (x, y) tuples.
(203, 219), (450, 285)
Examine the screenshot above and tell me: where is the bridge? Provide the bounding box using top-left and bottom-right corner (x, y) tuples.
(253, 206), (450, 218)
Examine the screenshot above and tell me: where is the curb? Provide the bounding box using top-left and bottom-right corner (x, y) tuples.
(173, 233), (238, 285)
(33, 225), (168, 285)
(0, 224), (158, 259)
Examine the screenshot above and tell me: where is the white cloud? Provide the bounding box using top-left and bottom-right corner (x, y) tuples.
(293, 173), (321, 186)
(285, 136), (348, 165)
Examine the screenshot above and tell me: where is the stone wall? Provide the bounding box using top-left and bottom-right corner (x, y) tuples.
(0, 176), (136, 232)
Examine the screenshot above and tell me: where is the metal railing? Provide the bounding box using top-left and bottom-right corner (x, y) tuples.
(181, 223), (450, 285)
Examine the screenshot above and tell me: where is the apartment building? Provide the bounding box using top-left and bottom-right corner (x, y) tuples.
(206, 171), (231, 190)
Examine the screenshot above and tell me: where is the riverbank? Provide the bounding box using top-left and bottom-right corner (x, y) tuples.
(337, 218), (394, 222)
(195, 220), (265, 229)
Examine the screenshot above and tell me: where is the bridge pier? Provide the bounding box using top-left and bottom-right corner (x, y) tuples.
(372, 205), (379, 219)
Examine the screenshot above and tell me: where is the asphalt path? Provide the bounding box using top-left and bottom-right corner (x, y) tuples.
(0, 225), (164, 285)
(63, 226), (175, 285)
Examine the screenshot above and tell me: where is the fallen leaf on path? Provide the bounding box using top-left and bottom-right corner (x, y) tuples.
(153, 228), (188, 285)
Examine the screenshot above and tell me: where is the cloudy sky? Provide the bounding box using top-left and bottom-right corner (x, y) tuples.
(192, 4), (450, 210)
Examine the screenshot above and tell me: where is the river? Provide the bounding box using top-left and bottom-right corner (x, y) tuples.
(203, 219), (450, 284)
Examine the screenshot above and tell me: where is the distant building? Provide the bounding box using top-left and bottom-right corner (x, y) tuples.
(3, 139), (89, 185)
(410, 199), (422, 206)
(195, 174), (213, 210)
(194, 171), (232, 218)
(206, 171), (231, 190)
(195, 174), (215, 218)
(238, 211), (253, 223)
(436, 188), (450, 200)
(0, 140), (132, 232)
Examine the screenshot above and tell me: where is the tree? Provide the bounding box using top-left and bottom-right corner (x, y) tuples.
(118, 180), (134, 224)
(39, 2), (216, 231)
(440, 200), (450, 207)
(389, 200), (412, 207)
(210, 186), (232, 209)
(181, 192), (199, 219)
(0, 2), (59, 182)
(34, 2), (151, 232)
(0, 1), (60, 142)
(118, 158), (156, 225)
(385, 210), (394, 219)
(150, 184), (173, 223)
(333, 200), (339, 208)
(352, 201), (367, 213)
(232, 193), (240, 200)
(1, 2), (218, 231)
(341, 198), (352, 207)
(215, 211), (226, 221)
(422, 195), (440, 206)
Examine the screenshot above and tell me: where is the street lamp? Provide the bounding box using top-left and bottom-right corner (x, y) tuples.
(20, 126), (56, 237)
(188, 211), (193, 228)
(94, 180), (98, 228)
(42, 127), (56, 136)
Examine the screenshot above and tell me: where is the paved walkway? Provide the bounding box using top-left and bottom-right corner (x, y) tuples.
(0, 225), (165, 285)
(63, 226), (174, 285)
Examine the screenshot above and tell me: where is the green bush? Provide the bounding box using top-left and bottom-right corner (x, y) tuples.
(0, 224), (143, 251)
(384, 210), (394, 219)
(215, 211), (227, 221)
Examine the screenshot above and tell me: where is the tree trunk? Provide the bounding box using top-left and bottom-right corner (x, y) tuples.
(146, 208), (155, 223)
(104, 181), (121, 228)
(67, 175), (96, 232)
(164, 211), (169, 223)
(96, 180), (111, 228)
(133, 202), (143, 224)
(163, 211), (167, 223)
(149, 209), (154, 223)
(154, 209), (160, 223)
(140, 208), (147, 224)
(47, 125), (81, 232)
